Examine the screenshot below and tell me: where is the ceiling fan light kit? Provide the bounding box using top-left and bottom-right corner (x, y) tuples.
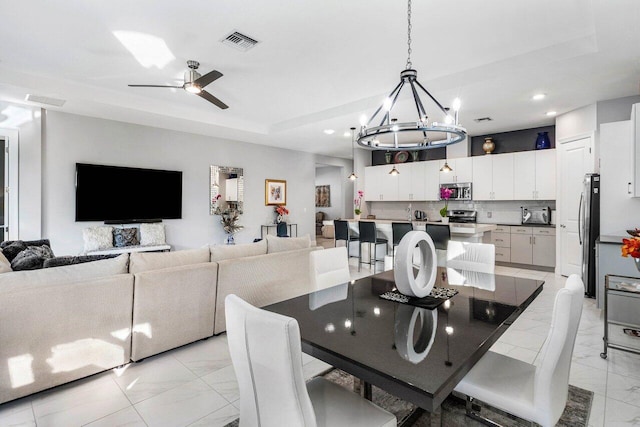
(128, 60), (228, 109)
(357, 0), (467, 151)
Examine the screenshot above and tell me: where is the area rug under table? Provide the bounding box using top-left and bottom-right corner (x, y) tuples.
(225, 368), (593, 426)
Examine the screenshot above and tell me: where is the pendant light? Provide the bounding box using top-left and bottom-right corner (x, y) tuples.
(440, 161), (453, 173)
(356, 0), (467, 151)
(348, 127), (358, 180)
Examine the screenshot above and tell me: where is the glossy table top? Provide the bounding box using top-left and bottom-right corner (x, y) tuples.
(265, 268), (544, 411)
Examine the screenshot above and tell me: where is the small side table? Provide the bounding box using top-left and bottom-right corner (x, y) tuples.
(601, 274), (640, 359)
(260, 223), (298, 239)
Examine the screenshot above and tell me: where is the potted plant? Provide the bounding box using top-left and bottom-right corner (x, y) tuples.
(220, 208), (243, 245)
(439, 187), (453, 224)
(354, 190), (364, 220)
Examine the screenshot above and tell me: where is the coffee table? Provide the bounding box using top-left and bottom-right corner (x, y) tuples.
(264, 267), (544, 426)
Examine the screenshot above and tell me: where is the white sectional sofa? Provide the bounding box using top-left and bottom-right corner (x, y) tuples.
(0, 235), (321, 404)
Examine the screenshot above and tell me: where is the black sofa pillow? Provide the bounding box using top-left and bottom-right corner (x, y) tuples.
(1, 239), (51, 262)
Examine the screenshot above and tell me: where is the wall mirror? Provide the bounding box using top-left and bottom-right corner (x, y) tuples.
(210, 166), (244, 214)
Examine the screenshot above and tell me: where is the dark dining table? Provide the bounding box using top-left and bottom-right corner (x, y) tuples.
(264, 267), (544, 426)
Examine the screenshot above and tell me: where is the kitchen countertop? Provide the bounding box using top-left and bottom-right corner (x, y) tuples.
(599, 234), (627, 244)
(498, 223), (556, 228)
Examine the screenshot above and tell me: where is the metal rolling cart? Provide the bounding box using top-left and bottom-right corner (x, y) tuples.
(601, 274), (640, 359)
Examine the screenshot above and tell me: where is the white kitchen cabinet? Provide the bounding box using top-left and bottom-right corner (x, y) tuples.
(472, 156), (493, 200)
(633, 103), (640, 197)
(397, 162), (425, 201)
(513, 149), (556, 200)
(439, 157), (473, 183)
(424, 160), (440, 201)
(471, 153), (514, 200)
(364, 164), (399, 201)
(535, 149), (556, 199)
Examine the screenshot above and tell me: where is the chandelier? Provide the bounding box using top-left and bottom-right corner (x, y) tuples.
(357, 0), (467, 151)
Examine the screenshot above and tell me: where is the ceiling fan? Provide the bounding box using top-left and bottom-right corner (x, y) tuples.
(128, 60), (228, 109)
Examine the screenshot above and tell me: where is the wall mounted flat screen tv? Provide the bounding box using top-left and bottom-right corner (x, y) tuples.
(75, 163), (182, 222)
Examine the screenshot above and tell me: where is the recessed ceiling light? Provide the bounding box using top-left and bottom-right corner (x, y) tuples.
(546, 111), (557, 116)
(323, 129), (335, 135)
(532, 93), (546, 101)
(343, 131), (351, 137)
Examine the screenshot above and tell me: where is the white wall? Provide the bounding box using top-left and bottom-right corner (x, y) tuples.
(556, 103), (597, 141)
(315, 166), (344, 220)
(41, 111), (347, 255)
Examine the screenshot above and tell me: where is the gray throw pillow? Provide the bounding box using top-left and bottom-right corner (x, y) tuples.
(113, 228), (139, 247)
(11, 245), (55, 271)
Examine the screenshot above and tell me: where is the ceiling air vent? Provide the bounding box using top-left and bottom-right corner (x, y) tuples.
(474, 117), (493, 123)
(221, 31), (259, 52)
(25, 94), (66, 107)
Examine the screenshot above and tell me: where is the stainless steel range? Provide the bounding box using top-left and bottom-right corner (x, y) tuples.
(447, 209), (477, 223)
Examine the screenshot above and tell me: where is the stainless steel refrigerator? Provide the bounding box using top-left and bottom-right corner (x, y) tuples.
(581, 173), (600, 297)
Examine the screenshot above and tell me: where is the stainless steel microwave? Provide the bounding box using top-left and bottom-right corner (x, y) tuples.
(439, 182), (472, 201)
(521, 206), (551, 225)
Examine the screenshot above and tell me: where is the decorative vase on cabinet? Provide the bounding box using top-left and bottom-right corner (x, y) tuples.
(535, 132), (551, 150)
(482, 137), (495, 154)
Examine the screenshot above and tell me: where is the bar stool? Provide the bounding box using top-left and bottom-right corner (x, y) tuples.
(358, 221), (388, 272)
(391, 222), (413, 261)
(334, 220), (359, 258)
(425, 224), (451, 250)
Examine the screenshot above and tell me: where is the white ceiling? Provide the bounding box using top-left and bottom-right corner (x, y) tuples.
(1, 0), (639, 158)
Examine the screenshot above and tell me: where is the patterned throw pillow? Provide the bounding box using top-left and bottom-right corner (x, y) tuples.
(11, 245), (55, 271)
(140, 223), (166, 246)
(83, 226), (114, 252)
(113, 227), (139, 247)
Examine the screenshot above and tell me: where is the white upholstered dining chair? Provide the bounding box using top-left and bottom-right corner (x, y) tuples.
(309, 246), (351, 290)
(454, 274), (584, 427)
(225, 295), (396, 427)
(446, 241), (495, 273)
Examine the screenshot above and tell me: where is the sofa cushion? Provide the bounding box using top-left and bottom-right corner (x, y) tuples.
(113, 227), (139, 247)
(140, 223), (166, 246)
(1, 241), (27, 262)
(83, 226), (114, 252)
(0, 251), (12, 273)
(129, 248), (210, 274)
(43, 254), (120, 268)
(0, 253), (129, 293)
(266, 234), (311, 253)
(11, 245), (55, 271)
(210, 240), (267, 262)
(0, 239), (50, 250)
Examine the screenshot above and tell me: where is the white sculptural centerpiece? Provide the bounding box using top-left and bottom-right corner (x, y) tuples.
(394, 305), (437, 364)
(393, 230), (437, 298)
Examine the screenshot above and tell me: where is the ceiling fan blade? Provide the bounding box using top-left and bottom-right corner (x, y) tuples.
(197, 90), (229, 109)
(128, 84), (183, 88)
(194, 70), (223, 88)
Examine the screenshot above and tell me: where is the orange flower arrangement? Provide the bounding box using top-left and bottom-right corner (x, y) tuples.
(275, 206), (289, 216)
(622, 237), (640, 258)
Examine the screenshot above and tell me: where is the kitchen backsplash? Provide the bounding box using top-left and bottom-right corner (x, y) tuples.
(368, 200), (556, 225)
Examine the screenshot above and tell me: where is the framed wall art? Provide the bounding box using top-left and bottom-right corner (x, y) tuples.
(315, 185), (330, 207)
(265, 179), (287, 205)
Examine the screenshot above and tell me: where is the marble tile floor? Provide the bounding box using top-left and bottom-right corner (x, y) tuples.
(1, 262), (639, 426)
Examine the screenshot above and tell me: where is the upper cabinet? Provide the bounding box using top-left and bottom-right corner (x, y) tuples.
(439, 157), (472, 183)
(364, 149), (556, 203)
(472, 153), (514, 200)
(633, 104), (640, 197)
(364, 164), (399, 201)
(513, 149), (556, 200)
